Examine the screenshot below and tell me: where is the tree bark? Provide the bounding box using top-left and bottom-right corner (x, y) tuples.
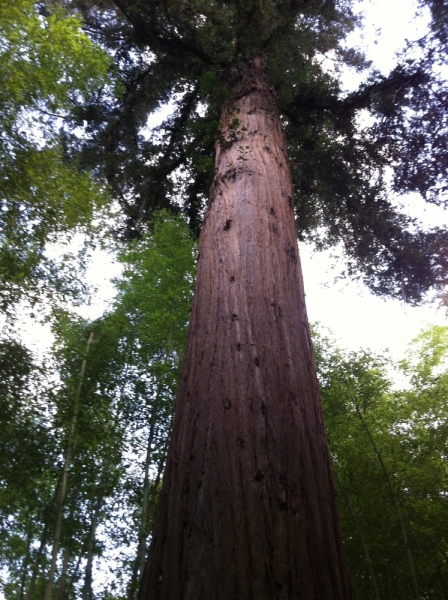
(128, 420), (158, 600)
(19, 520), (32, 600)
(128, 411), (172, 600)
(140, 57), (351, 600)
(81, 499), (101, 600)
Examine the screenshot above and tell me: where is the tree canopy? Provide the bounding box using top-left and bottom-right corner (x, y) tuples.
(0, 0), (113, 316)
(49, 0), (448, 303)
(0, 212), (196, 600)
(316, 324), (448, 599)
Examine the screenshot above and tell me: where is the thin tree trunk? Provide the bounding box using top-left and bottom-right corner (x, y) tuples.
(81, 500), (100, 600)
(140, 436), (170, 574)
(57, 485), (79, 600)
(68, 367), (133, 600)
(81, 450), (117, 600)
(66, 546), (83, 594)
(44, 332), (94, 600)
(64, 485), (104, 596)
(128, 541), (143, 600)
(335, 472), (380, 600)
(138, 421), (157, 579)
(128, 419), (171, 600)
(25, 521), (48, 600)
(67, 474), (105, 600)
(137, 460), (164, 581)
(140, 57), (351, 600)
(82, 400), (127, 600)
(19, 520), (33, 600)
(25, 478), (61, 600)
(127, 420), (156, 600)
(57, 542), (71, 600)
(349, 395), (420, 600)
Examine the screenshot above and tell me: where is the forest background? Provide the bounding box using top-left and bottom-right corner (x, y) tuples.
(1, 0), (448, 599)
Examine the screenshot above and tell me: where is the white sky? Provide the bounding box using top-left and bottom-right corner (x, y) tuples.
(347, 0), (426, 74)
(300, 242), (446, 360)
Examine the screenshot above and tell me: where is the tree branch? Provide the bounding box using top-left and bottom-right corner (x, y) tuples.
(110, 0), (222, 66)
(282, 68), (428, 121)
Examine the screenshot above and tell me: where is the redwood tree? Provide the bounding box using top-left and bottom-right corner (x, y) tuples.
(140, 56), (351, 599)
(60, 0), (448, 597)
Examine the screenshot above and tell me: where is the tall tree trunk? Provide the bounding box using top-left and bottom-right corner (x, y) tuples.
(81, 397), (128, 600)
(335, 472), (380, 600)
(44, 332), (94, 600)
(140, 58), (351, 600)
(128, 416), (171, 600)
(139, 419), (157, 572)
(25, 521), (48, 600)
(81, 452), (116, 600)
(57, 539), (71, 600)
(19, 520), (33, 600)
(57, 486), (79, 600)
(350, 397), (420, 600)
(25, 477), (61, 600)
(81, 500), (101, 600)
(127, 419), (156, 600)
(66, 545), (83, 594)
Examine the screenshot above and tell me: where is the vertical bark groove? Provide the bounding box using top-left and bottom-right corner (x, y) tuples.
(140, 58), (351, 600)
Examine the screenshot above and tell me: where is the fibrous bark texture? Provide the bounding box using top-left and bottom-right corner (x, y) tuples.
(140, 58), (351, 600)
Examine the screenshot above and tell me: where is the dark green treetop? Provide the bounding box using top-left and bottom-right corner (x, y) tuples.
(57, 0), (448, 303)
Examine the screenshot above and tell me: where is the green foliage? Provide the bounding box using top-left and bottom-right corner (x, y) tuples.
(315, 325), (448, 599)
(66, 0), (448, 302)
(0, 0), (110, 108)
(2, 282), (448, 599)
(0, 211), (196, 599)
(0, 336), (58, 599)
(116, 210), (196, 361)
(1, 0), (448, 596)
(0, 0), (113, 315)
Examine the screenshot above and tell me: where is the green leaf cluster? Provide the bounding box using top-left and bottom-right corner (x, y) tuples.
(315, 325), (448, 599)
(0, 212), (196, 599)
(0, 0), (113, 316)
